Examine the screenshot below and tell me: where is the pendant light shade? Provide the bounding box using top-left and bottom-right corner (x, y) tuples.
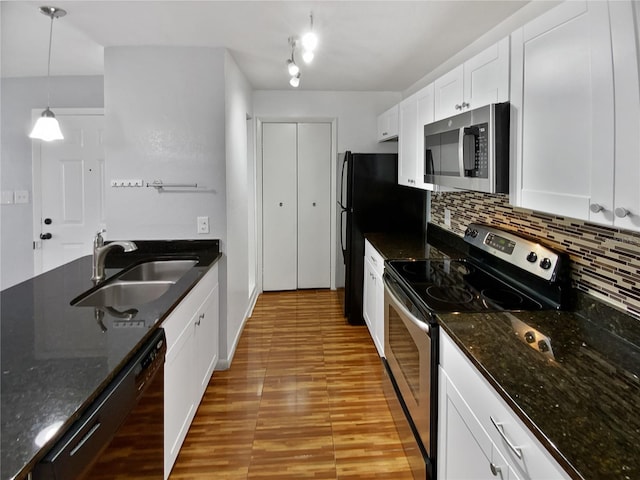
(30, 6), (66, 142)
(29, 108), (64, 141)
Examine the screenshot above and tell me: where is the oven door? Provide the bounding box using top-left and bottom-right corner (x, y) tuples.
(384, 274), (437, 479)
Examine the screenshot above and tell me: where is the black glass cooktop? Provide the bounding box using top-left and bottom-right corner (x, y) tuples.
(387, 259), (543, 313)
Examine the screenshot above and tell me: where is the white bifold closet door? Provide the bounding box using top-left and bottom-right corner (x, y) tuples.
(262, 122), (331, 291)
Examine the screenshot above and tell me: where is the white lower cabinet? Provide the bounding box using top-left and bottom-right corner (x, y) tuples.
(363, 240), (384, 356)
(439, 331), (569, 480)
(163, 263), (219, 479)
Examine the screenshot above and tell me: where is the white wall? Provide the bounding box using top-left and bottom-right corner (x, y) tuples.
(253, 90), (401, 154)
(222, 51), (255, 366)
(103, 46), (256, 368)
(104, 47), (226, 241)
(0, 76), (103, 289)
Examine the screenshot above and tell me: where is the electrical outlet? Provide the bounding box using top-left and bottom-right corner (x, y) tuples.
(197, 216), (209, 234)
(14, 190), (29, 204)
(444, 208), (451, 228)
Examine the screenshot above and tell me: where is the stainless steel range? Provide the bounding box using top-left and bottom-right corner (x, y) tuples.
(382, 223), (569, 480)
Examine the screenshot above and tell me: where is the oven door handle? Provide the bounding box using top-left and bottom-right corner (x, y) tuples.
(384, 277), (431, 335)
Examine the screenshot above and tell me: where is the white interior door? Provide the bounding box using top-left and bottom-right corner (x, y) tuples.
(297, 123), (331, 289)
(33, 111), (105, 274)
(262, 123), (297, 290)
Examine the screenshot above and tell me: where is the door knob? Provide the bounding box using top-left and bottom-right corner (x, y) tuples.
(40, 233), (52, 240)
(615, 207), (630, 218)
(312, 202), (316, 207)
(44, 218), (52, 225)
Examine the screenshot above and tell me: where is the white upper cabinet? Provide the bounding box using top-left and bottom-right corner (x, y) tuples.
(377, 104), (399, 142)
(398, 83), (437, 190)
(434, 37), (510, 121)
(511, 0), (640, 232)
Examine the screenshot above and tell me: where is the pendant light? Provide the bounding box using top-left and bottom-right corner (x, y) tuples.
(29, 6), (67, 142)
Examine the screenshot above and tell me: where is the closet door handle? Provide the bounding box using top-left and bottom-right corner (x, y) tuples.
(279, 202), (283, 207)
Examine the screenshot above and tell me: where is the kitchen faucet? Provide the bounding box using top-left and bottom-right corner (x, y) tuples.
(91, 230), (138, 283)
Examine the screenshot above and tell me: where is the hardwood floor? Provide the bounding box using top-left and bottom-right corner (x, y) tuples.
(169, 289), (413, 479)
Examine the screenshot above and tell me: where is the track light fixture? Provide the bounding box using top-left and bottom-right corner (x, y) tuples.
(284, 12), (319, 87)
(29, 6), (67, 141)
(289, 73), (301, 88)
(301, 12), (318, 63)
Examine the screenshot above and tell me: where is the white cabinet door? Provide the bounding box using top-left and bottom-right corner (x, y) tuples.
(363, 240), (384, 357)
(377, 104), (399, 142)
(464, 37), (510, 111)
(399, 83), (438, 191)
(512, 1), (615, 222)
(398, 92), (419, 187)
(262, 123), (298, 290)
(416, 83), (436, 191)
(164, 317), (196, 477)
(610, 1), (640, 231)
(194, 282), (219, 400)
(434, 65), (464, 121)
(363, 256), (376, 332)
(434, 38), (510, 122)
(297, 123), (332, 288)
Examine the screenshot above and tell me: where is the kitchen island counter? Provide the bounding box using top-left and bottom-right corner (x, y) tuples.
(438, 292), (640, 480)
(0, 240), (220, 480)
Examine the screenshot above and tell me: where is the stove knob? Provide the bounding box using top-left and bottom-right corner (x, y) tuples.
(524, 331), (536, 344)
(465, 228), (478, 238)
(538, 340), (550, 352)
(526, 252), (538, 263)
(540, 258), (552, 270)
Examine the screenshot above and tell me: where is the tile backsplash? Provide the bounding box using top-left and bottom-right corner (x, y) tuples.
(430, 192), (640, 319)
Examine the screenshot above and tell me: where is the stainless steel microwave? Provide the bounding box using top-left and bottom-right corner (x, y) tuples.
(424, 102), (509, 193)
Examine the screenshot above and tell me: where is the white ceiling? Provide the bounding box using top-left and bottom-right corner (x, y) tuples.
(1, 1), (528, 91)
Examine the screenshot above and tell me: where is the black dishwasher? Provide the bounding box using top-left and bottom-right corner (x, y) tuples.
(33, 328), (166, 480)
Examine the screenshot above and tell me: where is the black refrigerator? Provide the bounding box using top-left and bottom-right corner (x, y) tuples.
(339, 151), (427, 325)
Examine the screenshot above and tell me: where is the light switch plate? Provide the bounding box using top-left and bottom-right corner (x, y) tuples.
(197, 216), (210, 234)
(1, 191), (14, 205)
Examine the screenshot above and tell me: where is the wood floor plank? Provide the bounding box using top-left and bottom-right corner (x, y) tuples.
(169, 290), (412, 479)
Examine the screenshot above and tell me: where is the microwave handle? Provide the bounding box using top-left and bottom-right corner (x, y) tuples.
(458, 127), (477, 177)
(458, 127), (466, 177)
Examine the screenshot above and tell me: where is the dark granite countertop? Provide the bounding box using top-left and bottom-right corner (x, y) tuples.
(438, 292), (640, 480)
(0, 240), (220, 480)
(365, 223), (469, 261)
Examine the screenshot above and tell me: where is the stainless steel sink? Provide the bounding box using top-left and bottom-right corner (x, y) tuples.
(71, 259), (197, 307)
(73, 281), (173, 307)
(117, 259), (197, 282)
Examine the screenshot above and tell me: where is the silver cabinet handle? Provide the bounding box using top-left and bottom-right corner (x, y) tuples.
(462, 102), (470, 109)
(590, 203), (604, 213)
(312, 202), (316, 207)
(615, 207), (630, 218)
(279, 202), (283, 207)
(490, 416), (523, 459)
(195, 313), (204, 326)
(455, 104), (463, 110)
(489, 463), (502, 477)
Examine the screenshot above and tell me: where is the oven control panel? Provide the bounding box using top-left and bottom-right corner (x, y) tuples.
(464, 223), (561, 281)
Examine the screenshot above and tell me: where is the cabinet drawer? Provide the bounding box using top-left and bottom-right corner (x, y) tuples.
(440, 332), (569, 480)
(364, 240), (384, 277)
